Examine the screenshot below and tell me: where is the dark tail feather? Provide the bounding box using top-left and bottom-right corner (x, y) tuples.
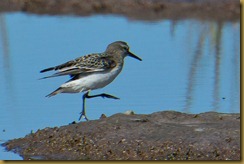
(38, 74), (60, 80)
(46, 87), (63, 97)
(40, 67), (55, 73)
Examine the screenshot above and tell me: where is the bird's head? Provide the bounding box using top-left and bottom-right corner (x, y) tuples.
(106, 41), (142, 61)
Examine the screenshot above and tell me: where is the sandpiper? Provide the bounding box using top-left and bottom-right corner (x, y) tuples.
(40, 41), (142, 121)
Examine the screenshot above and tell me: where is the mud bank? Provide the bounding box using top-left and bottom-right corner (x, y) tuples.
(0, 0), (240, 21)
(3, 111), (240, 160)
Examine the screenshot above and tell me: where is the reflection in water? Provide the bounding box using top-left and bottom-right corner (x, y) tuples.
(0, 14), (13, 98)
(230, 23), (240, 113)
(0, 14), (9, 57)
(169, 20), (177, 38)
(212, 22), (222, 112)
(183, 21), (239, 113)
(183, 25), (206, 113)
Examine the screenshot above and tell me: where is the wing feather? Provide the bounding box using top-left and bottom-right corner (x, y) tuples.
(40, 53), (116, 79)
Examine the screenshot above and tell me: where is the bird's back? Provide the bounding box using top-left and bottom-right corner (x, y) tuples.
(40, 53), (117, 79)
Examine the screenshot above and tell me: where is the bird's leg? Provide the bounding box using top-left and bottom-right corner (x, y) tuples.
(79, 91), (120, 121)
(86, 93), (120, 100)
(79, 91), (90, 121)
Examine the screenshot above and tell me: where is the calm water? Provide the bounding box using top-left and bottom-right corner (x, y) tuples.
(0, 13), (240, 159)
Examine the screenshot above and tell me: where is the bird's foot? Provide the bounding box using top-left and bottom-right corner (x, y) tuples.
(100, 93), (120, 99)
(79, 112), (89, 121)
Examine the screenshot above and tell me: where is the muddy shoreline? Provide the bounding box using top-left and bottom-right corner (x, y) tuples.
(3, 111), (240, 160)
(0, 0), (240, 21)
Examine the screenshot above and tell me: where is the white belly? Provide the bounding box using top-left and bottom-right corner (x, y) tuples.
(60, 66), (122, 93)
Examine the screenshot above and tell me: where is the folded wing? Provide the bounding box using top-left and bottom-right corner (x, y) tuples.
(40, 53), (116, 79)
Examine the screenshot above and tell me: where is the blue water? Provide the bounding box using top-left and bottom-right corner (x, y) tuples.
(0, 13), (240, 160)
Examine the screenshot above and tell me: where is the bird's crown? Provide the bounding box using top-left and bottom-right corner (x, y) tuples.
(106, 41), (130, 52)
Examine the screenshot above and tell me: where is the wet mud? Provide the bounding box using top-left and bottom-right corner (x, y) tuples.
(3, 111), (240, 160)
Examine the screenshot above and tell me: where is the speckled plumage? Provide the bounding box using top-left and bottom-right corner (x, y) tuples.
(40, 41), (142, 120)
(41, 52), (118, 79)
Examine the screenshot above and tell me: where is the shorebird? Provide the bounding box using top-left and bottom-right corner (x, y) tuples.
(40, 41), (142, 121)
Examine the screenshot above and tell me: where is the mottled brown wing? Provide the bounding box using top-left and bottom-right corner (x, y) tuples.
(40, 53), (116, 79)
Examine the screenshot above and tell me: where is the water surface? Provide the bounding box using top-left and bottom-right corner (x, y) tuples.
(0, 13), (240, 159)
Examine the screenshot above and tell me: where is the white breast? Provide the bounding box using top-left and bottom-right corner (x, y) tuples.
(60, 66), (122, 93)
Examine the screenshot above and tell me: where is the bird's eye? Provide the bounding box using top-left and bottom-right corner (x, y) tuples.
(123, 46), (128, 50)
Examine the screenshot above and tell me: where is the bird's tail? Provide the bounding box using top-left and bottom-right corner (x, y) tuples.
(40, 67), (55, 73)
(46, 87), (63, 97)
